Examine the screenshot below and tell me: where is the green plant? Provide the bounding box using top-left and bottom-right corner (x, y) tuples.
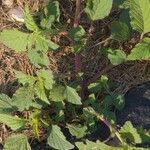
(76, 121), (150, 150)
(0, 0), (150, 150)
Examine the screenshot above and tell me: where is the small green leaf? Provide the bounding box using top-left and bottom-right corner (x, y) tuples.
(113, 94), (125, 110)
(85, 0), (113, 21)
(24, 6), (39, 32)
(120, 121), (142, 144)
(86, 94), (96, 105)
(137, 128), (150, 144)
(40, 16), (55, 29)
(34, 80), (50, 104)
(28, 49), (50, 67)
(127, 0), (150, 34)
(66, 86), (82, 105)
(111, 21), (130, 42)
(127, 38), (150, 60)
(119, 10), (132, 33)
(108, 49), (127, 65)
(35, 35), (59, 51)
(46, 1), (60, 22)
(103, 94), (125, 110)
(102, 109), (116, 124)
(12, 87), (34, 111)
(76, 140), (120, 150)
(30, 110), (41, 140)
(49, 85), (66, 102)
(0, 114), (27, 131)
(88, 82), (102, 94)
(15, 71), (36, 86)
(83, 107), (96, 132)
(47, 125), (74, 150)
(0, 29), (29, 52)
(69, 25), (85, 41)
(37, 69), (54, 90)
(4, 134), (31, 150)
(0, 94), (14, 113)
(67, 124), (87, 139)
(103, 95), (113, 109)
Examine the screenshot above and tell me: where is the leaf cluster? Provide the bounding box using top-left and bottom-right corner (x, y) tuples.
(0, 0), (150, 150)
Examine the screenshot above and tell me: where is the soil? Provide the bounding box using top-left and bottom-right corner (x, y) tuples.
(116, 82), (150, 129)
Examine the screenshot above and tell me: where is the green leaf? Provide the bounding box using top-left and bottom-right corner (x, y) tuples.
(24, 6), (39, 31)
(46, 1), (60, 22)
(49, 85), (66, 102)
(0, 114), (27, 131)
(37, 69), (54, 90)
(47, 125), (74, 150)
(35, 35), (59, 51)
(0, 94), (15, 113)
(103, 94), (125, 110)
(67, 124), (87, 139)
(4, 134), (31, 150)
(15, 71), (36, 86)
(53, 102), (65, 122)
(127, 0), (150, 34)
(66, 86), (82, 105)
(119, 10), (132, 33)
(108, 49), (127, 65)
(102, 109), (116, 124)
(83, 107), (96, 132)
(40, 16), (55, 29)
(103, 95), (113, 109)
(88, 82), (102, 94)
(120, 121), (142, 144)
(69, 25), (85, 41)
(110, 21), (130, 42)
(30, 110), (41, 140)
(12, 87), (34, 111)
(85, 0), (113, 21)
(28, 49), (50, 67)
(113, 94), (125, 110)
(100, 75), (110, 90)
(86, 94), (96, 105)
(34, 80), (50, 104)
(127, 38), (150, 60)
(0, 29), (29, 52)
(76, 140), (121, 150)
(137, 128), (150, 144)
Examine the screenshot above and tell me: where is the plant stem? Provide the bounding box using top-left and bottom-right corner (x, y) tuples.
(74, 0), (82, 28)
(74, 0), (82, 74)
(87, 36), (112, 51)
(86, 64), (114, 86)
(81, 64), (114, 100)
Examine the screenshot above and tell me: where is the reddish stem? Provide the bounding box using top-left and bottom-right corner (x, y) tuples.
(73, 0), (82, 28)
(73, 0), (82, 74)
(81, 64), (114, 100)
(86, 64), (114, 86)
(75, 53), (82, 74)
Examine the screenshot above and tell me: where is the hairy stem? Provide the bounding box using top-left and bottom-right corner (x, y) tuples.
(81, 64), (114, 100)
(74, 0), (82, 74)
(86, 64), (114, 86)
(74, 0), (82, 28)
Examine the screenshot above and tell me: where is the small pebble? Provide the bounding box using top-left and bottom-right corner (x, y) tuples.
(9, 7), (25, 22)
